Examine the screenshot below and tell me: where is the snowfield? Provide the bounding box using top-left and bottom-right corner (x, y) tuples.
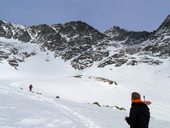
(0, 38), (170, 127)
(1, 80), (170, 128)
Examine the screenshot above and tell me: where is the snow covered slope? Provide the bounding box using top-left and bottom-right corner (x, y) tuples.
(1, 81), (170, 128)
(1, 49), (170, 126)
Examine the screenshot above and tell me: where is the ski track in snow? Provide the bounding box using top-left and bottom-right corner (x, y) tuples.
(34, 94), (101, 128)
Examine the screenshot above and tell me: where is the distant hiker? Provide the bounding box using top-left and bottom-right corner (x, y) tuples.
(125, 92), (150, 128)
(29, 84), (33, 92)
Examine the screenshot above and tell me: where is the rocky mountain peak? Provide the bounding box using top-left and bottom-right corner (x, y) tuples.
(104, 26), (150, 45)
(151, 14), (170, 41)
(104, 26), (125, 37)
(0, 20), (5, 25)
(157, 15), (170, 31)
(140, 15), (170, 59)
(63, 21), (98, 32)
(53, 21), (105, 40)
(166, 14), (170, 20)
(0, 20), (13, 39)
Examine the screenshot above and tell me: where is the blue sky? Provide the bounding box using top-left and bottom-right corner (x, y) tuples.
(0, 0), (170, 32)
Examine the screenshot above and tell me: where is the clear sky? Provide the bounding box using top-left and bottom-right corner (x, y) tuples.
(0, 0), (170, 32)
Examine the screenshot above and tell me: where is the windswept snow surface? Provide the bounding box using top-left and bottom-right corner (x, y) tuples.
(0, 38), (170, 127)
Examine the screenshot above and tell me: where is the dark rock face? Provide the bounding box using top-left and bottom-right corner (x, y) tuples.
(97, 55), (128, 68)
(104, 26), (150, 45)
(157, 15), (170, 30)
(141, 15), (170, 57)
(8, 59), (19, 69)
(0, 20), (13, 38)
(49, 21), (108, 69)
(0, 15), (170, 70)
(13, 29), (31, 42)
(104, 15), (170, 66)
(127, 60), (138, 66)
(143, 44), (170, 56)
(55, 21), (104, 39)
(92, 102), (101, 107)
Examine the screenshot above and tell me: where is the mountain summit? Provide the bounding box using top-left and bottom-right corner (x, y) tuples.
(104, 26), (150, 45)
(158, 15), (170, 30)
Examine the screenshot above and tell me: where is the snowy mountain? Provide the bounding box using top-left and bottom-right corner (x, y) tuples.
(0, 15), (170, 128)
(0, 20), (111, 70)
(1, 15), (170, 70)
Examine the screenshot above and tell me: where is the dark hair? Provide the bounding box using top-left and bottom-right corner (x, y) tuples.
(131, 92), (141, 100)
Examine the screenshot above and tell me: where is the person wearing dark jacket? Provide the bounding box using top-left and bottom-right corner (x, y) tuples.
(125, 92), (150, 128)
(29, 84), (33, 92)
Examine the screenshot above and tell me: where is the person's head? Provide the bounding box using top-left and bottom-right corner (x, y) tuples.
(131, 92), (141, 101)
